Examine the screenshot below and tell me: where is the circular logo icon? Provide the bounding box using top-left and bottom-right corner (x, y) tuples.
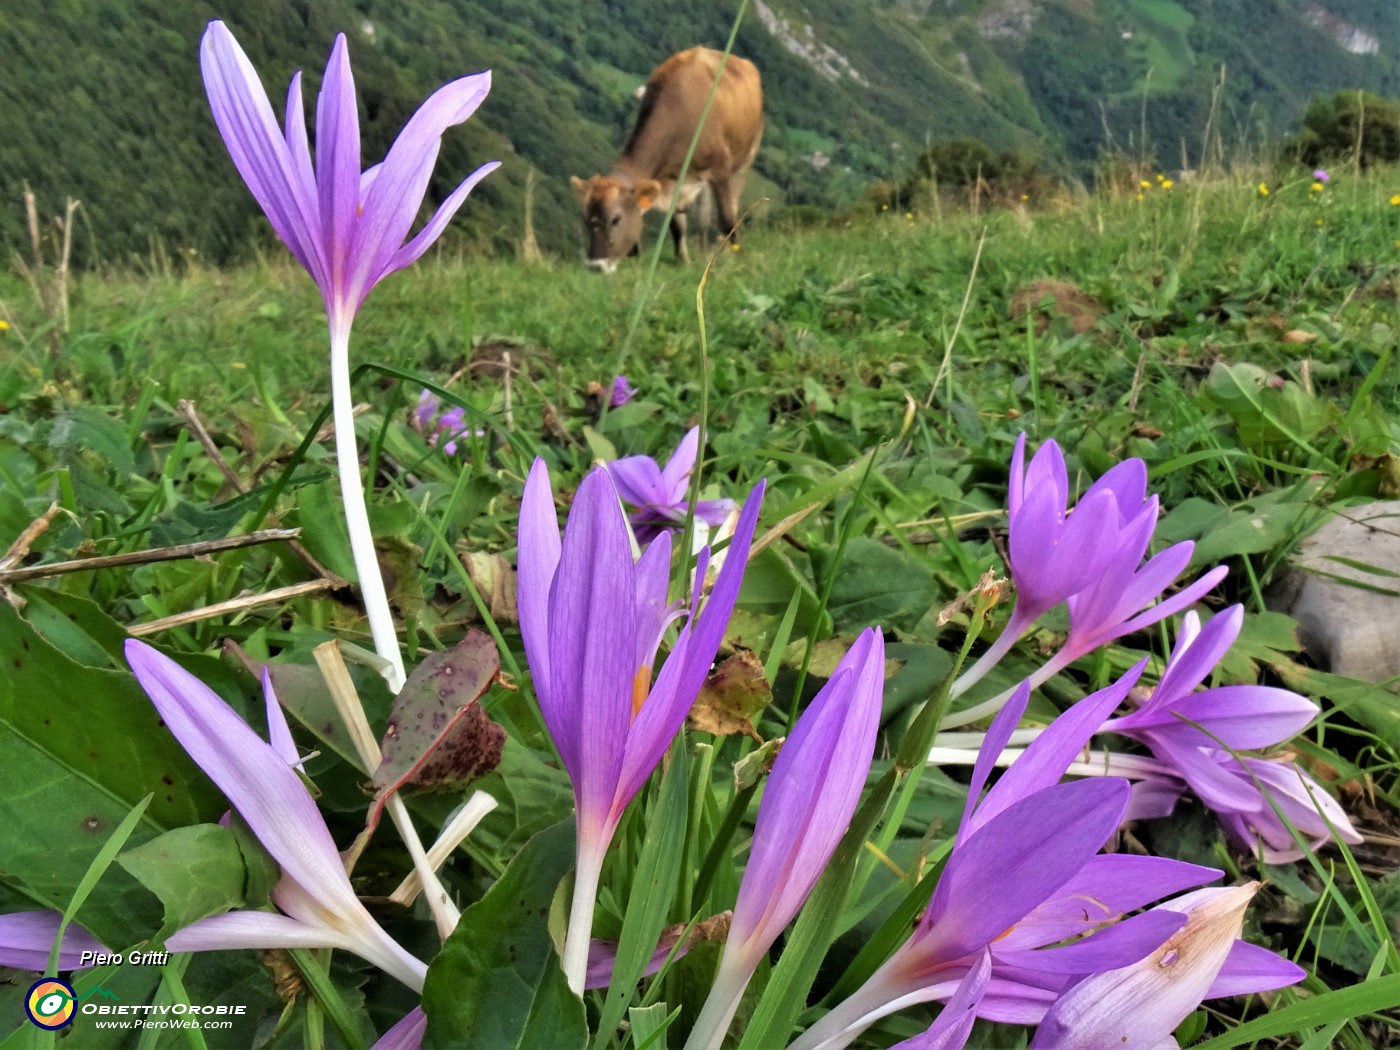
(25, 978), (76, 1030)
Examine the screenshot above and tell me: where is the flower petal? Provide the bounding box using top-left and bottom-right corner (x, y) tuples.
(615, 481), (764, 806)
(350, 72), (491, 304)
(517, 459), (562, 711)
(661, 427), (701, 501)
(391, 161), (501, 271)
(125, 641), (360, 918)
(730, 630), (884, 952)
(607, 456), (668, 508)
(1204, 939), (1305, 998)
(200, 21), (326, 287)
(890, 950), (991, 1050)
(920, 779), (1129, 962)
(970, 663), (1144, 837)
(545, 469), (636, 827)
(315, 34), (361, 288)
(1029, 884), (1265, 1050)
(372, 1007), (427, 1050)
(0, 911), (107, 971)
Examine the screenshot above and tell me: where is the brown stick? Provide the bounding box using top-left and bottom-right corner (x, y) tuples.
(0, 503), (65, 572)
(127, 579), (335, 636)
(0, 529), (303, 585)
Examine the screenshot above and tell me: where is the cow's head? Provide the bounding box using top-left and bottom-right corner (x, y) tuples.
(570, 175), (662, 273)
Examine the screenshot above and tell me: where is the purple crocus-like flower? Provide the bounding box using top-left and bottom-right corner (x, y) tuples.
(201, 20), (497, 689)
(605, 428), (738, 544)
(1030, 883), (1303, 1049)
(409, 391), (482, 457)
(686, 629), (886, 1049)
(125, 641), (428, 993)
(0, 911), (107, 972)
(201, 21), (496, 329)
(611, 375), (637, 407)
(517, 461), (764, 992)
(1103, 607), (1362, 862)
(791, 670), (1222, 1050)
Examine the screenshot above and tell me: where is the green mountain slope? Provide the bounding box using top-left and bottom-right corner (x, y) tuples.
(1, 0), (1396, 265)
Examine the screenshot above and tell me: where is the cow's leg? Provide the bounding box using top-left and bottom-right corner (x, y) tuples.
(669, 211), (689, 263)
(713, 174), (746, 246)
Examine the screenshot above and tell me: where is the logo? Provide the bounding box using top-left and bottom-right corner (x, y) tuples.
(25, 978), (76, 1030)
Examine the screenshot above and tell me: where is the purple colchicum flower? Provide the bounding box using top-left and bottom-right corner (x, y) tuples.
(1030, 883), (1304, 1049)
(605, 428), (738, 544)
(792, 671), (1222, 1050)
(409, 390), (481, 456)
(201, 20), (497, 690)
(611, 375), (637, 407)
(685, 629), (887, 1049)
(947, 436), (1223, 726)
(125, 641), (428, 993)
(1104, 608), (1362, 862)
(0, 911), (107, 972)
(517, 461), (764, 993)
(371, 1006), (427, 1050)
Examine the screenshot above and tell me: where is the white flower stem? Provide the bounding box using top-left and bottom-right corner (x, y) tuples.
(941, 643), (1071, 728)
(329, 322), (406, 692)
(563, 836), (607, 995)
(683, 943), (756, 1050)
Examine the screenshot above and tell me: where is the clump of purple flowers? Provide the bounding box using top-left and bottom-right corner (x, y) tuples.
(411, 389), (480, 455)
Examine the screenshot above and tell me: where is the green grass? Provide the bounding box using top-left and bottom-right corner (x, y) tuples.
(1, 164), (1399, 1047)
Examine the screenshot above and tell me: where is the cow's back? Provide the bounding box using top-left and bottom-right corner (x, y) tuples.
(622, 47), (763, 182)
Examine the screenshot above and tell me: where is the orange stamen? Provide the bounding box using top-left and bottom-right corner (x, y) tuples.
(631, 665), (653, 718)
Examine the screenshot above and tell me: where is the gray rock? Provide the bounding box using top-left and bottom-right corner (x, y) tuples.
(1271, 501), (1400, 685)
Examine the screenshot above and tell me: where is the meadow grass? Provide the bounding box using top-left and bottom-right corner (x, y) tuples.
(1, 164), (1398, 1047)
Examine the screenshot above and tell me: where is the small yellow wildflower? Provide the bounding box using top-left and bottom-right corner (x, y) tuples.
(0, 320), (9, 333)
(1161, 178), (1174, 190)
(1311, 182), (1324, 193)
(1258, 183), (1270, 197)
(1135, 192), (1145, 202)
(1020, 193), (1029, 201)
(731, 242), (742, 252)
(1316, 218), (1324, 226)
(1156, 173), (1166, 182)
(905, 212), (914, 220)
(881, 203), (889, 211)
(1391, 194), (1400, 206)
(1139, 179), (1151, 188)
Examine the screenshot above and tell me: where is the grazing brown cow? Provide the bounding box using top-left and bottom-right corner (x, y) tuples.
(571, 48), (763, 273)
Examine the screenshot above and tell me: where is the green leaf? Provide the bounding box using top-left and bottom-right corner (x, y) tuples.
(1190, 973), (1400, 1049)
(423, 819), (586, 1050)
(816, 538), (938, 634)
(596, 741), (690, 1042)
(0, 603), (225, 945)
(118, 824), (250, 939)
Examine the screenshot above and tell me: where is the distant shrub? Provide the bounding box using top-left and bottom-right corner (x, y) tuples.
(902, 136), (1055, 206)
(1296, 90), (1400, 168)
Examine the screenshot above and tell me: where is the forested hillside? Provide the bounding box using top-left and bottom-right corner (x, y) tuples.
(1, 0), (1397, 265)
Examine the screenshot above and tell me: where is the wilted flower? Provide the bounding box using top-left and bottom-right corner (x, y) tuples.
(517, 461), (763, 992)
(1103, 608), (1362, 862)
(1030, 883), (1303, 1049)
(125, 641), (428, 992)
(605, 428), (738, 544)
(686, 630), (886, 1049)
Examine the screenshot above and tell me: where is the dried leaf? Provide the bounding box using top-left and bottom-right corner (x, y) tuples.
(369, 631), (504, 826)
(688, 650), (771, 740)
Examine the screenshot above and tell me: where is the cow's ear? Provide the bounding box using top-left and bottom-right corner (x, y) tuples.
(634, 179), (662, 211)
(570, 175), (590, 201)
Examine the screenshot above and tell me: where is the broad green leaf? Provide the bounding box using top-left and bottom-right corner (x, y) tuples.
(0, 604), (226, 945)
(423, 819), (585, 1050)
(118, 825), (249, 939)
(815, 538), (938, 634)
